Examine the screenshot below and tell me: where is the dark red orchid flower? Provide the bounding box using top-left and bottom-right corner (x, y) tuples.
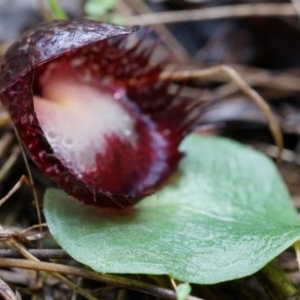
(0, 20), (203, 209)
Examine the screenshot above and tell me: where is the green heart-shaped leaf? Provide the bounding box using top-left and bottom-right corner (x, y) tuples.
(44, 135), (300, 284)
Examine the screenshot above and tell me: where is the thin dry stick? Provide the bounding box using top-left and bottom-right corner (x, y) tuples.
(0, 277), (17, 300)
(0, 146), (21, 183)
(0, 258), (204, 300)
(126, 3), (297, 26)
(0, 249), (69, 259)
(12, 124), (43, 239)
(0, 112), (11, 127)
(159, 65), (283, 162)
(0, 175), (32, 207)
(7, 240), (99, 300)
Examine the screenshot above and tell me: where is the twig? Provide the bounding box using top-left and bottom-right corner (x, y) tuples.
(0, 249), (70, 259)
(0, 258), (203, 300)
(126, 3), (297, 26)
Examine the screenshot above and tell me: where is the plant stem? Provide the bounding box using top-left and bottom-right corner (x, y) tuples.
(257, 261), (296, 300)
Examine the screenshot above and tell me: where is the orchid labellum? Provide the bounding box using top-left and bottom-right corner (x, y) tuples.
(0, 20), (208, 208)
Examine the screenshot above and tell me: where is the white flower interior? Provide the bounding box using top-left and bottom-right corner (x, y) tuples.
(33, 76), (135, 176)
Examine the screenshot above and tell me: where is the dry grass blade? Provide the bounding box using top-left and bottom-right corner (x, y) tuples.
(126, 3), (297, 26)
(170, 278), (177, 291)
(0, 249), (68, 259)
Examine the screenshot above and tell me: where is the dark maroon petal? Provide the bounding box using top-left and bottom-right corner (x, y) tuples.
(0, 20), (139, 90)
(0, 20), (202, 209)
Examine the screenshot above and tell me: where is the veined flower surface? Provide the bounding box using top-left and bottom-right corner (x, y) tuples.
(0, 20), (202, 208)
